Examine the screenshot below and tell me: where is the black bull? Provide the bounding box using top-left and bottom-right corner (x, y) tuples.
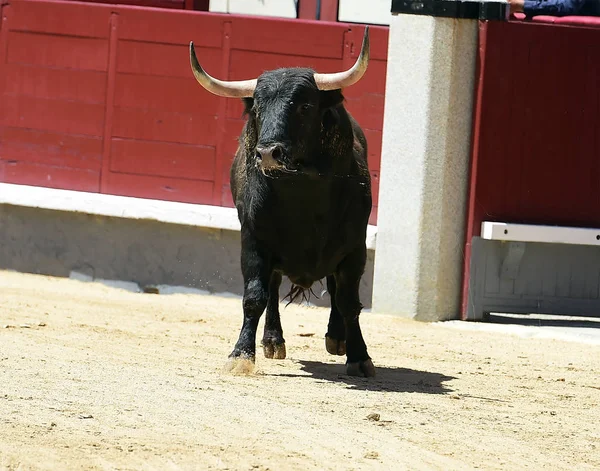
(189, 28), (375, 377)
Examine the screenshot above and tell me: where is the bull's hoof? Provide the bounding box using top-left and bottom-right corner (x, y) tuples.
(262, 341), (286, 359)
(224, 354), (256, 375)
(346, 359), (376, 378)
(325, 336), (346, 356)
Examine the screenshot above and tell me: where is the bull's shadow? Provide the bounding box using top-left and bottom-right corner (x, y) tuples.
(281, 360), (456, 393)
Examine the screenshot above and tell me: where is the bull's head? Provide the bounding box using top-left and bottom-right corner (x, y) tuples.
(189, 28), (370, 175)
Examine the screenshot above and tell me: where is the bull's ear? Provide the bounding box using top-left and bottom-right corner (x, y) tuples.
(319, 90), (344, 110)
(242, 97), (254, 117)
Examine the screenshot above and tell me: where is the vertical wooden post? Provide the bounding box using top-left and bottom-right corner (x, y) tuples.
(298, 0), (338, 21)
(0, 2), (11, 99)
(100, 12), (119, 194)
(298, 0), (318, 19)
(460, 21), (489, 319)
(193, 0), (210, 10)
(211, 21), (233, 206)
(319, 0), (339, 22)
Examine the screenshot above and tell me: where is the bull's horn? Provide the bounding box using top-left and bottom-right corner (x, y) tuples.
(189, 42), (256, 98)
(314, 26), (370, 91)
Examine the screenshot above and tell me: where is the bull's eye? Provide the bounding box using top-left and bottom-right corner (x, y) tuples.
(298, 103), (312, 114)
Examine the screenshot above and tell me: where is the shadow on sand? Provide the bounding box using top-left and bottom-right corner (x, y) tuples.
(272, 359), (456, 393)
(488, 313), (600, 329)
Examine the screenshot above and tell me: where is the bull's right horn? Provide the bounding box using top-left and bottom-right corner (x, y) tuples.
(190, 42), (257, 98)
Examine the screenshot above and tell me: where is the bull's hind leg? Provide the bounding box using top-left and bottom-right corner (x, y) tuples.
(262, 271), (286, 359)
(325, 275), (346, 356)
(228, 231), (271, 369)
(333, 246), (375, 377)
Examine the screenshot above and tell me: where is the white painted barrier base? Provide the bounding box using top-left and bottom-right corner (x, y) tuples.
(0, 183), (377, 250)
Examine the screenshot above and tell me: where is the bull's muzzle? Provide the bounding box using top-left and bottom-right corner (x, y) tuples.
(256, 144), (285, 170)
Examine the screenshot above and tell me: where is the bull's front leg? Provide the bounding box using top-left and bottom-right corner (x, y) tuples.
(333, 245), (376, 377)
(227, 230), (272, 370)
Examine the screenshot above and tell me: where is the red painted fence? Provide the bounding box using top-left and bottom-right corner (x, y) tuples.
(0, 0), (388, 224)
(462, 17), (600, 317)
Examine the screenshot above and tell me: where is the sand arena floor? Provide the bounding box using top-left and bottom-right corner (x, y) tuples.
(1, 270), (599, 470)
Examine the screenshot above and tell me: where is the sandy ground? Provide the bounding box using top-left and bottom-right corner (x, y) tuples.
(1, 270), (600, 471)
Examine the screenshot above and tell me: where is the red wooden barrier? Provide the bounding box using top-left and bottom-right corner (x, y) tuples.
(0, 0), (387, 224)
(462, 18), (600, 317)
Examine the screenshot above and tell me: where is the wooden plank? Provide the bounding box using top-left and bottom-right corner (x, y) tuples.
(341, 25), (389, 63)
(298, 0), (318, 20)
(319, 0), (340, 21)
(222, 119), (244, 156)
(221, 152), (236, 183)
(65, 0), (185, 9)
(368, 206), (377, 226)
(193, 0), (210, 10)
(229, 16), (345, 58)
(211, 21), (231, 205)
(226, 50), (343, 119)
(116, 41), (221, 79)
(228, 49), (343, 81)
(481, 222), (600, 246)
(100, 13), (119, 193)
(219, 120), (245, 184)
(4, 63), (106, 104)
(363, 128), (381, 171)
(342, 58), (387, 98)
(7, 31), (109, 71)
(0, 127), (103, 170)
(114, 74), (219, 114)
(109, 138), (215, 181)
(0, 3), (13, 99)
(1, 94), (106, 136)
(105, 172), (214, 205)
(9, 0), (111, 38)
(117, 7), (222, 46)
(370, 170), (379, 207)
(2, 160), (100, 192)
(221, 183), (235, 208)
(366, 25), (390, 62)
(344, 94), (385, 131)
(111, 107), (218, 146)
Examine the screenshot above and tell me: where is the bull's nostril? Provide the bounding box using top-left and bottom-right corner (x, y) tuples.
(255, 150), (262, 160)
(272, 147), (282, 160)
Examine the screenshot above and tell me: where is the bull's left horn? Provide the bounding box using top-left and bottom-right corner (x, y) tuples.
(190, 42), (257, 98)
(314, 27), (370, 91)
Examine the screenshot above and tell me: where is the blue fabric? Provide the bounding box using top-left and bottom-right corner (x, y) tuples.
(523, 0), (599, 15)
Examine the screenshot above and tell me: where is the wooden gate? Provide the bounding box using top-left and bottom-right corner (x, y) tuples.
(0, 0), (388, 224)
(463, 18), (600, 318)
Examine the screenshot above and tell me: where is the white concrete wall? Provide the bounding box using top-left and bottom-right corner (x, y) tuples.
(209, 0), (392, 24)
(338, 0), (391, 25)
(209, 0), (298, 18)
(0, 183), (378, 307)
(372, 14), (477, 321)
